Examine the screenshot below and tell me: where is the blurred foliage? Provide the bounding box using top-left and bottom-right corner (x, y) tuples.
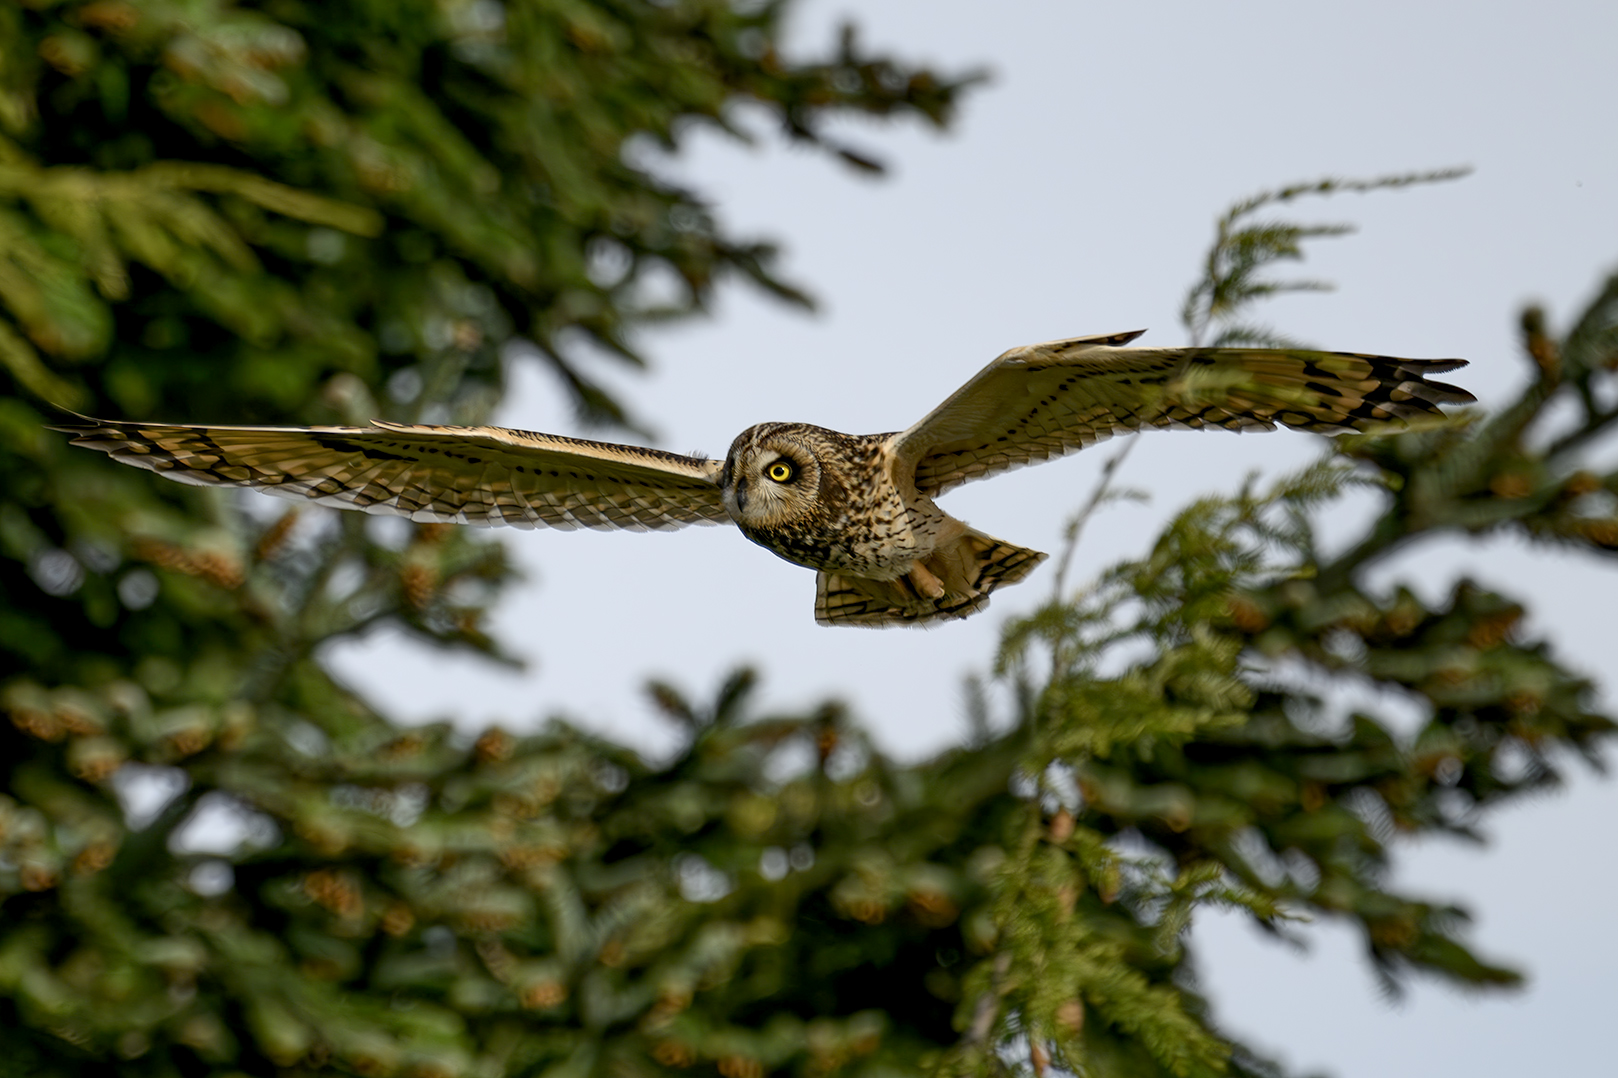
(0, 0), (971, 427)
(2, 3), (1616, 1077)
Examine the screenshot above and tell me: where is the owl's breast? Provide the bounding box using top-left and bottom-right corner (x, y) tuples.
(739, 439), (924, 578)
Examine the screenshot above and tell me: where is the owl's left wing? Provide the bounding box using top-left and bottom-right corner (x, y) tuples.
(54, 416), (729, 531)
(891, 331), (1476, 496)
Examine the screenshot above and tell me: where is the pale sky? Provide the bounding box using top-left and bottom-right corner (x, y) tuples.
(328, 3), (1618, 1075)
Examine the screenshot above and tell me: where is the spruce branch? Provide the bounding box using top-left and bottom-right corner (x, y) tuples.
(1049, 436), (1145, 604)
(1182, 167), (1471, 347)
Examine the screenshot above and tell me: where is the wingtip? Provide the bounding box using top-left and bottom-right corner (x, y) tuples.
(1404, 358), (1476, 405)
(1415, 357), (1470, 374)
(43, 408), (106, 436)
(1070, 329), (1149, 348)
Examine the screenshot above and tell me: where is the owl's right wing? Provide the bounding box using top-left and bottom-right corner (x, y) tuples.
(890, 331), (1475, 496)
(54, 416), (729, 531)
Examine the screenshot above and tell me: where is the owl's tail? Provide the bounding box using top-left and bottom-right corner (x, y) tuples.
(814, 530), (1047, 627)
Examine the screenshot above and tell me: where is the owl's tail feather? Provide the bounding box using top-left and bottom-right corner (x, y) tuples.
(814, 530), (1047, 627)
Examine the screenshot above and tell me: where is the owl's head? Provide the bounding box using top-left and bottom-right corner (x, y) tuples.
(720, 423), (826, 528)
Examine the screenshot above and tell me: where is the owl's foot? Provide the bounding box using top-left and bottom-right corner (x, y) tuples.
(907, 562), (947, 600)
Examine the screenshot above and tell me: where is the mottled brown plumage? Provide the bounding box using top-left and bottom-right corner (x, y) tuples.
(55, 330), (1475, 626)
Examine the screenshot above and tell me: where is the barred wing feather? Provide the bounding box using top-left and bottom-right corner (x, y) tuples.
(893, 331), (1475, 496)
(54, 416), (729, 531)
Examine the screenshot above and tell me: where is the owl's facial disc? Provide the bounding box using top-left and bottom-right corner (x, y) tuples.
(721, 430), (818, 528)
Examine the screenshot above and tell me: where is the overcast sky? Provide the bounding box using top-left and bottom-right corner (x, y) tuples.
(328, 3), (1618, 1075)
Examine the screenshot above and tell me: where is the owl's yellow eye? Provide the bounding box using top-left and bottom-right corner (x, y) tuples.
(766, 460), (795, 483)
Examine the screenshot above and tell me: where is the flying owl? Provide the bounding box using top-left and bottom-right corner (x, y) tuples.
(56, 330), (1473, 626)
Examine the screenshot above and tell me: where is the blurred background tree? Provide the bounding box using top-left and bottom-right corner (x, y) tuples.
(2, 2), (1615, 1077)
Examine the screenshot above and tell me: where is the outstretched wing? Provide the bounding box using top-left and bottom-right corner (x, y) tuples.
(892, 330), (1476, 496)
(54, 416), (729, 531)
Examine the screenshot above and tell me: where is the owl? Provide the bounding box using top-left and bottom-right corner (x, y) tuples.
(56, 330), (1473, 626)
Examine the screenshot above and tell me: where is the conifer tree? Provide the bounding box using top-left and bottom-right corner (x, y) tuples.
(2, 4), (1615, 1078)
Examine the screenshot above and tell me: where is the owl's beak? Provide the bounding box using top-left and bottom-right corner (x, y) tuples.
(732, 477), (749, 513)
